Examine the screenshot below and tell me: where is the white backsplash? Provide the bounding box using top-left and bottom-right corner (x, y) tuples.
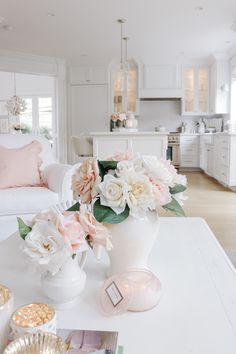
(138, 100), (198, 133)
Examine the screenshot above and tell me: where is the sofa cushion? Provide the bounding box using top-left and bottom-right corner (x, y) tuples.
(0, 187), (59, 216)
(0, 140), (43, 189)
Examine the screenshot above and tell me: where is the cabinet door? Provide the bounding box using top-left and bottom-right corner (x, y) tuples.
(70, 67), (107, 85)
(182, 67), (209, 115)
(131, 137), (167, 159)
(70, 85), (108, 135)
(198, 69), (208, 113)
(183, 68), (195, 113)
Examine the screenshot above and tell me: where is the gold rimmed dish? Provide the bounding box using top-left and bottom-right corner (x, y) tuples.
(4, 332), (67, 354)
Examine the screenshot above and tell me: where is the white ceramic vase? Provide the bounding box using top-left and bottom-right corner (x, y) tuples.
(41, 252), (87, 310)
(106, 212), (160, 276)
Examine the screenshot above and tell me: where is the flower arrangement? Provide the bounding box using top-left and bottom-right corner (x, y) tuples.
(5, 95), (27, 116)
(17, 206), (112, 275)
(17, 153), (187, 274)
(71, 153), (187, 224)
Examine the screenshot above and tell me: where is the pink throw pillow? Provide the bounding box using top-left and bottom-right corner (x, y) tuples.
(0, 140), (43, 189)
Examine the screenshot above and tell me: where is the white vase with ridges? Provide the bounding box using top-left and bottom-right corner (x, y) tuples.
(106, 212), (159, 276)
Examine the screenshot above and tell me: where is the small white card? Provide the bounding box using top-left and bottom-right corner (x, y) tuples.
(105, 281), (124, 307)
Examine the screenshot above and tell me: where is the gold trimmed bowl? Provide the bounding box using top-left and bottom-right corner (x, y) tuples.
(4, 332), (67, 354)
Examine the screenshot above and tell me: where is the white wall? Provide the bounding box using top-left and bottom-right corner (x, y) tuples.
(138, 100), (198, 133)
(0, 71), (54, 100)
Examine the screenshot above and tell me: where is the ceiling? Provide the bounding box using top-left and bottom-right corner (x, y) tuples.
(0, 0), (236, 66)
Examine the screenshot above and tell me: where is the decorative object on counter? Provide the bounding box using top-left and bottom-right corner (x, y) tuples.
(17, 203), (112, 308)
(71, 154), (187, 274)
(100, 269), (161, 314)
(4, 332), (67, 354)
(224, 120), (236, 133)
(10, 303), (56, 339)
(179, 122), (187, 133)
(155, 125), (166, 132)
(196, 118), (206, 134)
(0, 284), (14, 353)
(124, 112), (138, 130)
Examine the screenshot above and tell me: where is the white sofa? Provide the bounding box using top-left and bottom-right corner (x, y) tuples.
(0, 134), (75, 240)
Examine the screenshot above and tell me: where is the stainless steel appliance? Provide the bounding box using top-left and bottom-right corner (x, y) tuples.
(167, 132), (180, 167)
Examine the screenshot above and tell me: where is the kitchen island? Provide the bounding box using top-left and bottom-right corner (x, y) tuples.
(89, 131), (168, 159)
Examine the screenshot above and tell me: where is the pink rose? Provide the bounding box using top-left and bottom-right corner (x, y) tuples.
(150, 177), (172, 206)
(107, 150), (133, 161)
(79, 210), (112, 259)
(72, 159), (101, 204)
(57, 212), (88, 253)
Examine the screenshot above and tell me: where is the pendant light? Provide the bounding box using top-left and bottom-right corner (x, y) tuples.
(5, 73), (27, 116)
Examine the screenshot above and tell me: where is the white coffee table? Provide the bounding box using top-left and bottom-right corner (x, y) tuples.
(1, 217), (236, 354)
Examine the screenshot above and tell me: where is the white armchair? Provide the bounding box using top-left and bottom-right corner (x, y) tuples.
(0, 134), (75, 240)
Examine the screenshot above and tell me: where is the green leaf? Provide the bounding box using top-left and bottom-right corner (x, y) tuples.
(93, 199), (129, 224)
(170, 184), (187, 195)
(163, 197), (185, 217)
(67, 202), (81, 212)
(17, 217), (32, 240)
(98, 160), (118, 179)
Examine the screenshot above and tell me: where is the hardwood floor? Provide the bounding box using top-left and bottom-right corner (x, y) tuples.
(160, 171), (236, 250)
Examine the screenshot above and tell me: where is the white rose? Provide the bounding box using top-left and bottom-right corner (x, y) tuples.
(125, 173), (155, 217)
(23, 221), (71, 275)
(116, 161), (135, 176)
(99, 174), (127, 214)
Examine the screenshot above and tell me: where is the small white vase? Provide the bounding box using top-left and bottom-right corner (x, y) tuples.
(106, 212), (160, 276)
(41, 252), (87, 310)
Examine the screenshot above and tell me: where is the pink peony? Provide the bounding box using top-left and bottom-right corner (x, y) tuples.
(79, 209), (112, 259)
(72, 159), (101, 204)
(150, 177), (172, 206)
(107, 150), (133, 161)
(57, 212), (88, 253)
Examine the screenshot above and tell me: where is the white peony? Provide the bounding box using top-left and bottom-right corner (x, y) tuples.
(141, 156), (175, 187)
(173, 192), (188, 206)
(23, 221), (72, 275)
(116, 161), (135, 176)
(99, 174), (128, 214)
(125, 173), (155, 217)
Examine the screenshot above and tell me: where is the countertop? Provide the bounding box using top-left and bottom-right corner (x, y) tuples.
(89, 131), (169, 136)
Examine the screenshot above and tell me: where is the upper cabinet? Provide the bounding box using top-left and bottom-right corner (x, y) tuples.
(209, 59), (230, 115)
(182, 67), (209, 116)
(70, 66), (107, 85)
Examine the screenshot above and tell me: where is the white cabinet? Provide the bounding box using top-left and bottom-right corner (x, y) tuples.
(209, 59), (230, 114)
(70, 66), (107, 85)
(180, 135), (199, 168)
(91, 133), (168, 160)
(70, 85), (108, 135)
(182, 67), (209, 115)
(200, 134), (236, 187)
(144, 65), (182, 90)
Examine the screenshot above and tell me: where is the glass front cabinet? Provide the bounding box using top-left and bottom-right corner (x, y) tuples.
(110, 59), (139, 115)
(182, 67), (209, 115)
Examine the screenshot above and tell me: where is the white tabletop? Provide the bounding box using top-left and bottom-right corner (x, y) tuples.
(1, 217), (236, 354)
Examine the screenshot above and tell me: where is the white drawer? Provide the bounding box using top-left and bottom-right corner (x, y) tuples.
(180, 136), (199, 145)
(180, 145), (199, 154)
(180, 156), (199, 167)
(219, 137), (230, 150)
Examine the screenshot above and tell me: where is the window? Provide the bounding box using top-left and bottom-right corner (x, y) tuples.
(20, 96), (54, 145)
